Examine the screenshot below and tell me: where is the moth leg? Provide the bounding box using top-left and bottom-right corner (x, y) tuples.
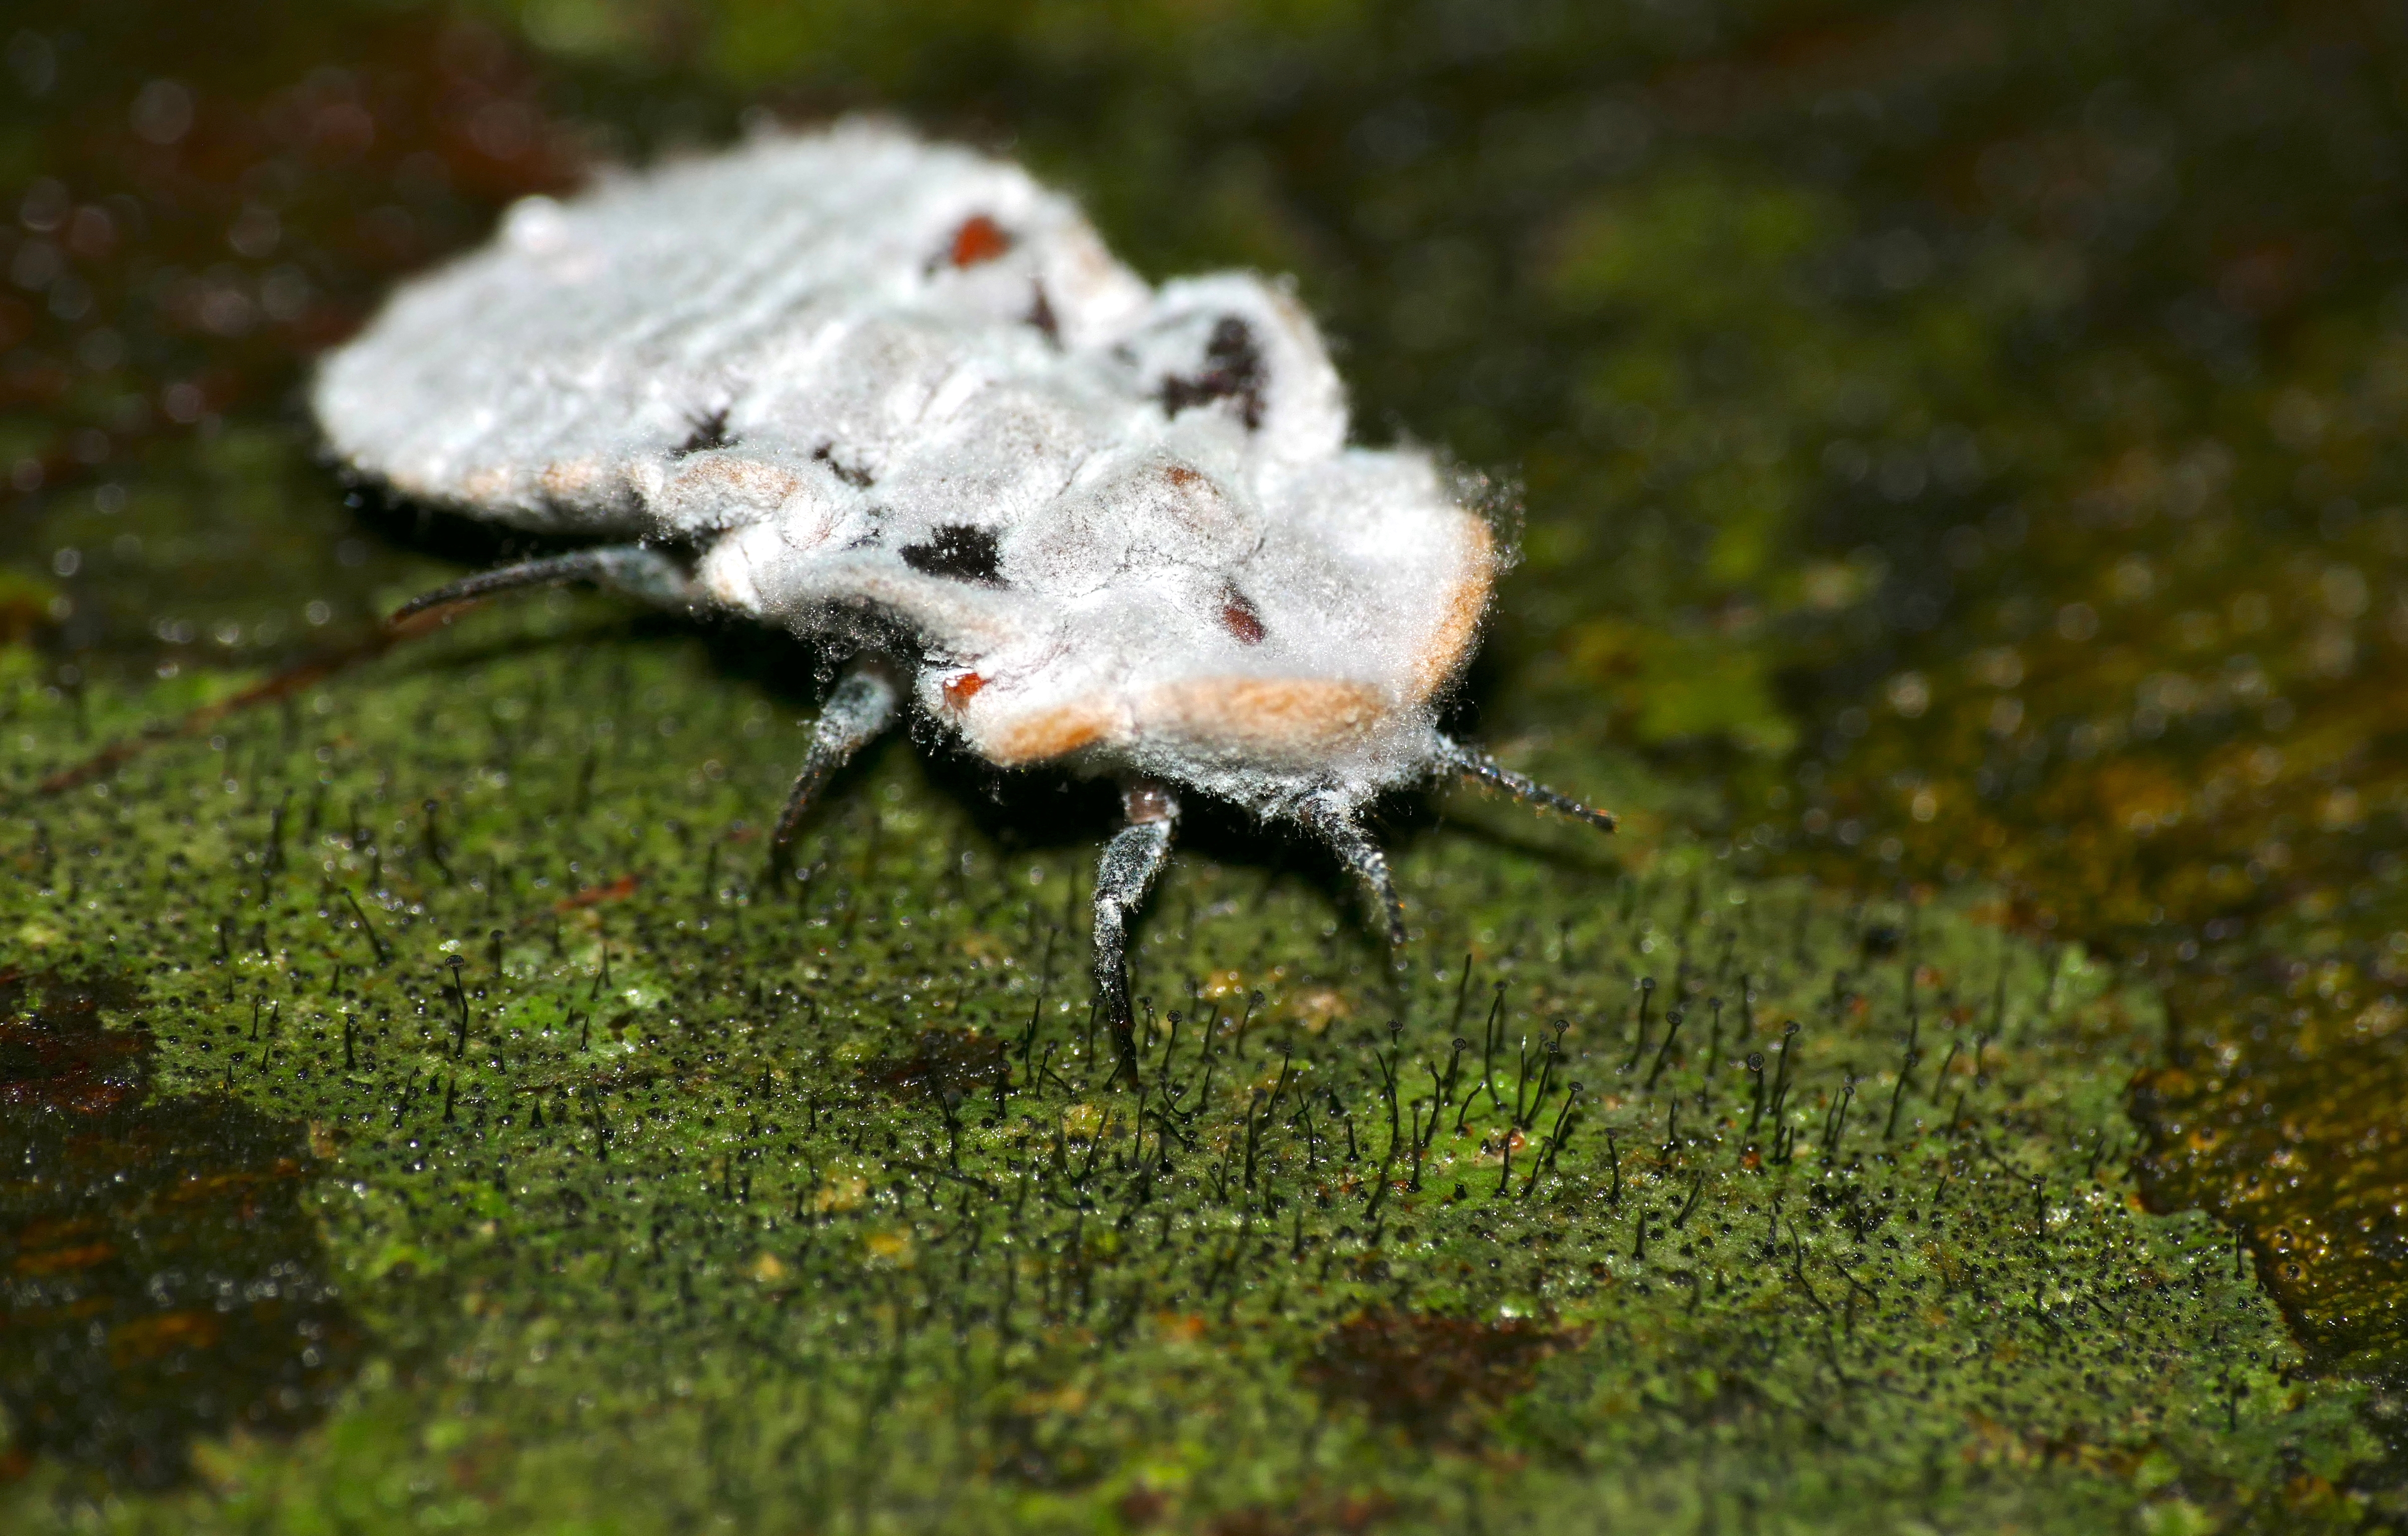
(771, 661), (902, 848)
(1093, 782), (1179, 1084)
(1297, 791), (1406, 950)
(390, 545), (702, 623)
(1438, 736), (1618, 832)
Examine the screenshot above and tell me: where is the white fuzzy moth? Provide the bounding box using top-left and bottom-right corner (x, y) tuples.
(313, 121), (1614, 1075)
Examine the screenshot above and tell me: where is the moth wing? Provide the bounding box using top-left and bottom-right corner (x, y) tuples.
(312, 120), (1149, 535)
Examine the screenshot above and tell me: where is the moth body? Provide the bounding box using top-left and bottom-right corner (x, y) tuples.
(313, 121), (1613, 1073)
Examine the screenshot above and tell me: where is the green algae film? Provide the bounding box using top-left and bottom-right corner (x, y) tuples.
(0, 604), (2377, 1527)
(0, 966), (364, 1489)
(7, 0), (2408, 1525)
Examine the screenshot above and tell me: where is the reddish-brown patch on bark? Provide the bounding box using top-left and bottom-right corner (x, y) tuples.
(0, 968), (365, 1487)
(1302, 1308), (1585, 1447)
(860, 1027), (1010, 1099)
(555, 873), (640, 911)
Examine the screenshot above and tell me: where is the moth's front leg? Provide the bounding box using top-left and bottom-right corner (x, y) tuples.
(1296, 789), (1405, 951)
(1091, 781), (1178, 1085)
(770, 660), (902, 848)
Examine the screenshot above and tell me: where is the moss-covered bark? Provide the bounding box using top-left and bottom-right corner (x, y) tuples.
(7, 1), (2408, 1527)
(0, 551), (2370, 1526)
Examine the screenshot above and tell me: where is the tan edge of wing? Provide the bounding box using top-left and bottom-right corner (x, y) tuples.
(1407, 511), (1495, 705)
(979, 698), (1123, 767)
(661, 456), (812, 507)
(539, 456), (613, 501)
(1135, 676), (1389, 758)
(976, 675), (1393, 769)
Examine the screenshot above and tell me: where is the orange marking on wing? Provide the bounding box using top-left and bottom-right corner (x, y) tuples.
(948, 214), (1012, 268)
(1140, 677), (1389, 757)
(980, 700), (1118, 766)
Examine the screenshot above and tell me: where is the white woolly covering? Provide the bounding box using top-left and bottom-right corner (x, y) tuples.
(313, 121), (1496, 819)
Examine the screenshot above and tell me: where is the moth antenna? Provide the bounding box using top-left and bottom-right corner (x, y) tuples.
(1297, 792), (1406, 950)
(1438, 736), (1618, 832)
(771, 663), (902, 846)
(388, 545), (700, 624)
(1093, 783), (1179, 1084)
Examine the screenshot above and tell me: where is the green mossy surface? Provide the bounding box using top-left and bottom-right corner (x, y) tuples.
(7, 0), (2408, 1528)
(0, 511), (2371, 1527)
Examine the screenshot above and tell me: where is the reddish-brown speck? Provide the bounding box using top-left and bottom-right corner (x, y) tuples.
(944, 671), (987, 709)
(1220, 591), (1266, 645)
(948, 214), (1011, 268)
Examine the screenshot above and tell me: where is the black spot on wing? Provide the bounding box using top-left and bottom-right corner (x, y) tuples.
(813, 442), (874, 488)
(670, 406), (732, 458)
(899, 524), (1005, 585)
(1159, 315), (1266, 431)
(1026, 282), (1061, 345)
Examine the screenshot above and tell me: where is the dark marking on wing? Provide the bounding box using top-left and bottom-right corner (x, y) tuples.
(670, 406), (732, 458)
(1026, 282), (1061, 345)
(1219, 587), (1266, 645)
(813, 443), (875, 489)
(1160, 316), (1266, 431)
(900, 524), (1004, 585)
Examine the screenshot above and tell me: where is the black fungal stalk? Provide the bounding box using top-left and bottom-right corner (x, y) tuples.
(1645, 1007), (1685, 1093)
(1406, 1098), (1430, 1191)
(1673, 1170), (1707, 1229)
(1233, 990), (1262, 1059)
(1623, 975), (1657, 1073)
(1476, 982), (1507, 1117)
(1821, 1075), (1856, 1163)
(1508, 1035), (1533, 1126)
(1519, 1084), (1583, 1200)
(1698, 996), (1724, 1109)
(445, 955), (470, 1057)
(421, 797), (451, 882)
(1241, 1090), (1265, 1190)
(1768, 1020), (1801, 1121)
(1448, 953), (1475, 1039)
(1883, 1012), (1922, 1140)
(342, 889), (388, 965)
